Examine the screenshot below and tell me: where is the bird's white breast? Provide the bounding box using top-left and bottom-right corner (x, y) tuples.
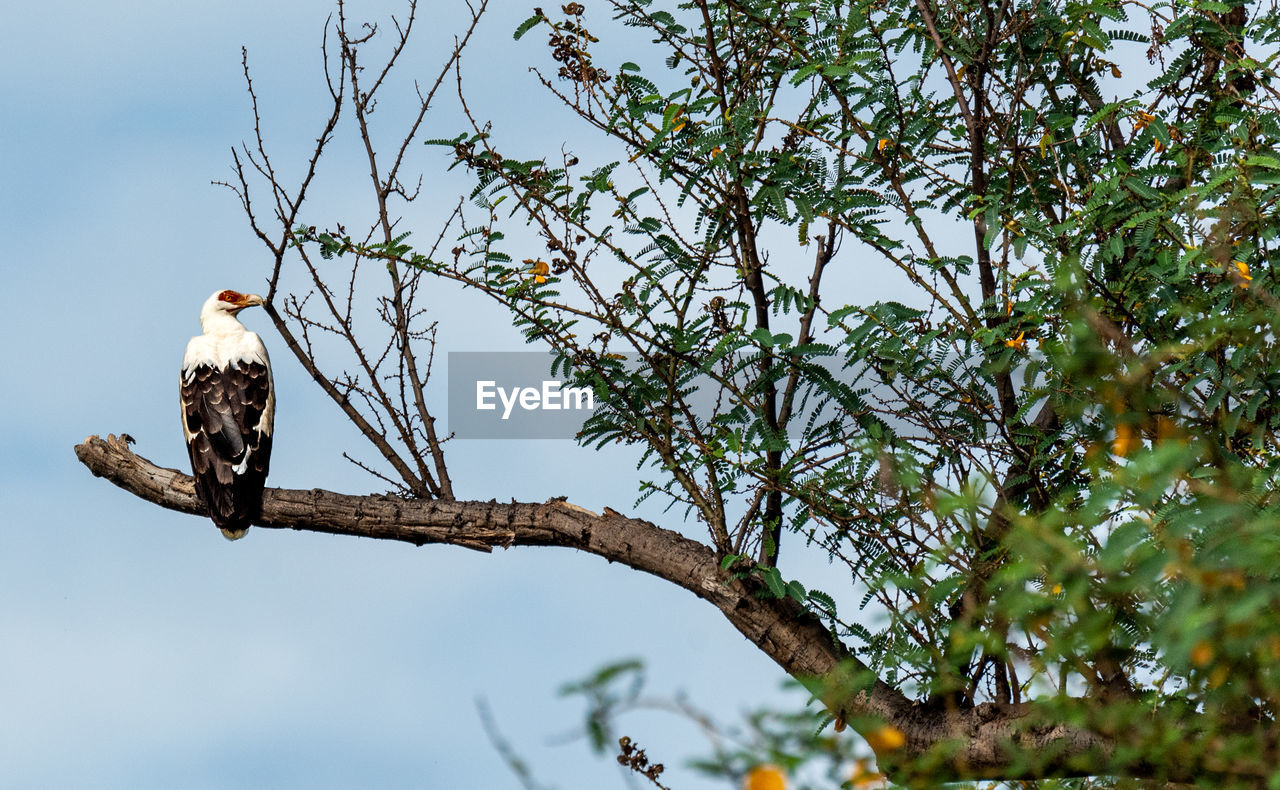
(182, 330), (270, 378)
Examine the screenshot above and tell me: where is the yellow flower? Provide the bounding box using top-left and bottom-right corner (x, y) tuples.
(877, 138), (891, 152)
(1191, 640), (1214, 667)
(1004, 331), (1027, 350)
(864, 724), (906, 753)
(1233, 260), (1252, 285)
(1112, 423), (1138, 456)
(526, 259), (550, 284)
(743, 764), (786, 790)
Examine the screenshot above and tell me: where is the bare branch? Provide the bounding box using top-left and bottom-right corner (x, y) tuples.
(75, 434), (880, 710)
(76, 432), (1266, 784)
(476, 697), (554, 790)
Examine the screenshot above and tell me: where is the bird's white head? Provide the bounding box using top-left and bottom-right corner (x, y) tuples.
(200, 289), (266, 334)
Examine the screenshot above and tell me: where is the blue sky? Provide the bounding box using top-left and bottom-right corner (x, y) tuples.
(0, 2), (863, 787)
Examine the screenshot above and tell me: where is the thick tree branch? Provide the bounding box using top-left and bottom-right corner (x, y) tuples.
(74, 435), (885, 707)
(75, 434), (1273, 783)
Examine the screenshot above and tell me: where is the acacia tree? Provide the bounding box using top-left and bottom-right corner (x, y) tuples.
(78, 0), (1280, 784)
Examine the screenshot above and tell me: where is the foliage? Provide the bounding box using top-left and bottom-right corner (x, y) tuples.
(262, 0), (1280, 783)
(557, 659), (864, 790)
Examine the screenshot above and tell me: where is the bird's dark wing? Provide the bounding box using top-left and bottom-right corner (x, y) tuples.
(181, 360), (273, 536)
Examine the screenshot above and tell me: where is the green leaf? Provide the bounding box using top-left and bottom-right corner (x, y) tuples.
(513, 13), (542, 40)
(761, 567), (786, 598)
(786, 580), (807, 603)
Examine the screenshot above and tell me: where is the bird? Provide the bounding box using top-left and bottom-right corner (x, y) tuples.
(179, 289), (275, 540)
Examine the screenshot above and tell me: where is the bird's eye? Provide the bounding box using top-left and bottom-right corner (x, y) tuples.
(218, 289), (242, 303)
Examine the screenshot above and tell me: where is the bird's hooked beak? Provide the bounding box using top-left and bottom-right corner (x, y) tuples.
(224, 293), (265, 316)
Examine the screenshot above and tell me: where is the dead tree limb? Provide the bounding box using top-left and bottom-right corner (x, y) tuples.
(74, 435), (887, 709)
(78, 433), (1263, 784)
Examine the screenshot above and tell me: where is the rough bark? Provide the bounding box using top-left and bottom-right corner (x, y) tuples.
(74, 435), (891, 709)
(74, 434), (1267, 784)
